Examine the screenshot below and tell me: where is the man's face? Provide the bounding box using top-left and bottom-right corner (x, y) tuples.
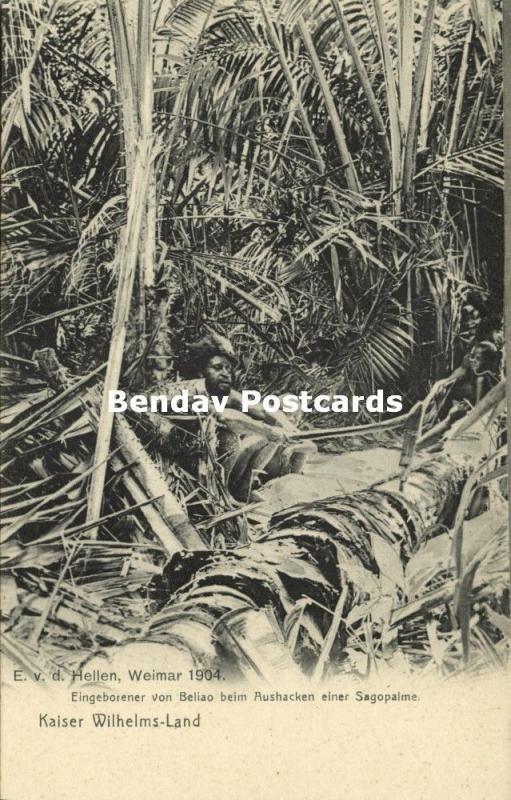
(203, 355), (233, 396)
(469, 346), (484, 375)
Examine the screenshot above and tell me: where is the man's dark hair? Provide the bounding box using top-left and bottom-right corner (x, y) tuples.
(188, 332), (237, 373)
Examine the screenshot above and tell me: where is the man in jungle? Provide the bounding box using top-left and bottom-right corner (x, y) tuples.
(162, 332), (315, 503)
(419, 338), (502, 450)
(436, 339), (501, 414)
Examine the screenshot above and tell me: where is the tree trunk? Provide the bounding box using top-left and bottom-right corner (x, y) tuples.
(33, 348), (204, 554)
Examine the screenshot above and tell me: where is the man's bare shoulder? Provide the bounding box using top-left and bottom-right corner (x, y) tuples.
(148, 377), (206, 396)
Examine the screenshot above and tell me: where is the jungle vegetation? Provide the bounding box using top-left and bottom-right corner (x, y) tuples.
(1, 0), (507, 682)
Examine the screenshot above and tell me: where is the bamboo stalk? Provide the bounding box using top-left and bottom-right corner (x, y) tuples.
(137, 0), (155, 371)
(402, 0), (437, 206)
(259, 0), (325, 172)
(297, 16), (361, 193)
(372, 0), (402, 199)
(108, 0), (155, 362)
(447, 21), (473, 155)
(329, 0), (392, 170)
(399, 0), (414, 128)
(418, 31), (433, 150)
(106, 0), (139, 184)
(86, 141), (152, 529)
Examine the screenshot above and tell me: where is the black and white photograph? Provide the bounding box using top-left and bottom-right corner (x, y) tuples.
(0, 0), (509, 796)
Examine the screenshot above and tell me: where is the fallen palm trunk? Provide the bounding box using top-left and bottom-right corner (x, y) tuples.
(179, 399), (505, 679)
(33, 348), (204, 554)
(4, 425), (503, 682)
(3, 358), (504, 680)
(150, 447), (473, 678)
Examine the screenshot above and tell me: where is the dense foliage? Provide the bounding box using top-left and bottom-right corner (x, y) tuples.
(2, 0), (504, 403)
(1, 1), (507, 682)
